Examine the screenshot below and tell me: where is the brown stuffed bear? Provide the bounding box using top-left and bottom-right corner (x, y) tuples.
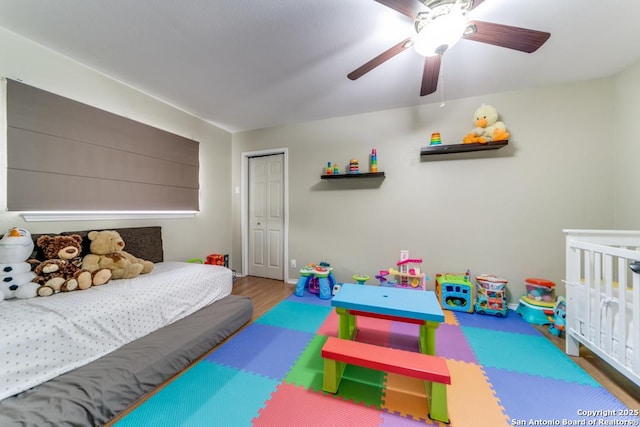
(82, 230), (154, 280)
(34, 234), (112, 297)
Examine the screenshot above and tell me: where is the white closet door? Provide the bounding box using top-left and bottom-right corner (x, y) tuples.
(248, 154), (284, 280)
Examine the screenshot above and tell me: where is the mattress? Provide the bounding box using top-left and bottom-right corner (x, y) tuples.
(0, 261), (232, 401)
(0, 294), (253, 426)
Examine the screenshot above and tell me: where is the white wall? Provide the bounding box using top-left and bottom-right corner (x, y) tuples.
(613, 60), (640, 229)
(232, 78), (616, 302)
(0, 27), (233, 262)
(3, 23), (635, 301)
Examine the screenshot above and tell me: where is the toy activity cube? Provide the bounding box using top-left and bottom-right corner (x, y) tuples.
(435, 273), (474, 313)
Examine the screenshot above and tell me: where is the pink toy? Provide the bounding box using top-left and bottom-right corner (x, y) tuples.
(388, 251), (427, 289)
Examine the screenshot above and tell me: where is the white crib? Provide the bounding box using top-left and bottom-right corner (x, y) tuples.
(564, 230), (640, 387)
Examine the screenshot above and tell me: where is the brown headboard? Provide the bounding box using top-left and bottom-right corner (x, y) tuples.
(30, 226), (164, 263)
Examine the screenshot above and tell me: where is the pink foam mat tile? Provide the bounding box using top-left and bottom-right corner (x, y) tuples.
(316, 310), (340, 336)
(353, 317), (393, 347)
(253, 383), (384, 427)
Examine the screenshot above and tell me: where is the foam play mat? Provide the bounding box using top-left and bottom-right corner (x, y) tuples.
(116, 291), (639, 427)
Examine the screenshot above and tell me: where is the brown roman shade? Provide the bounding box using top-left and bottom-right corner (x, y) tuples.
(6, 79), (199, 211)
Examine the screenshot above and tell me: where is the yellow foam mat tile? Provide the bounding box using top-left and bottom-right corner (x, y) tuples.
(446, 360), (510, 427)
(444, 310), (459, 326)
(382, 373), (429, 421)
(382, 360), (510, 427)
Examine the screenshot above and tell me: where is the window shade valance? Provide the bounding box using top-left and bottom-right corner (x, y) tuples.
(6, 79), (199, 211)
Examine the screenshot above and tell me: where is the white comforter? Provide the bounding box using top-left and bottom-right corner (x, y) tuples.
(0, 262), (232, 401)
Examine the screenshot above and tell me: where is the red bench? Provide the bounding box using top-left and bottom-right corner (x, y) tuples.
(322, 336), (451, 423)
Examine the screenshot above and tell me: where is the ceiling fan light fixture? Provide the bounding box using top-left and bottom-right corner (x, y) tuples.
(413, 9), (467, 57)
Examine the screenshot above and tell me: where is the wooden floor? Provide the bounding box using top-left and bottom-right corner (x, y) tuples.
(233, 276), (640, 409)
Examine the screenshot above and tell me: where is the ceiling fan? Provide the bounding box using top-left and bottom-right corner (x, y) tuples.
(348, 0), (551, 96)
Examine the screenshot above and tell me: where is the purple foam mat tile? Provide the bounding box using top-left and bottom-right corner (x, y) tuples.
(205, 323), (313, 379)
(388, 322), (420, 352)
(454, 309), (541, 336)
(484, 366), (640, 424)
(436, 323), (477, 363)
(381, 411), (438, 426)
(286, 291), (333, 307)
(389, 321), (419, 336)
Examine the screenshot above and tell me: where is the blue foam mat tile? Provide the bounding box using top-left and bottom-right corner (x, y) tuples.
(255, 299), (332, 333)
(462, 326), (600, 386)
(454, 309), (541, 335)
(206, 323), (313, 379)
(485, 366), (640, 424)
(114, 362), (279, 427)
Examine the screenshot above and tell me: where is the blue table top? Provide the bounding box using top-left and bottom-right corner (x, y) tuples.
(332, 284), (444, 322)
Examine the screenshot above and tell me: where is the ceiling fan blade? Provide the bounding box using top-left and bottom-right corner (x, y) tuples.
(463, 20), (550, 53)
(468, 0), (486, 11)
(374, 0), (425, 20)
(420, 55), (441, 96)
(348, 37), (413, 80)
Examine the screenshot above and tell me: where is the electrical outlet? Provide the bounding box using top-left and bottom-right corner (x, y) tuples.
(290, 259), (296, 269)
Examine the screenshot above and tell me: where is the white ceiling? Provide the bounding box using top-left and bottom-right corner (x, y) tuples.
(1, 0), (640, 133)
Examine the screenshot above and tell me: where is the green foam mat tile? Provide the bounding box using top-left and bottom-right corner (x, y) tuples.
(335, 364), (386, 408)
(285, 334), (327, 390)
(285, 334), (385, 408)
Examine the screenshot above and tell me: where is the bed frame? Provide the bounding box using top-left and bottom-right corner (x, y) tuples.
(564, 229), (640, 387)
(0, 226), (253, 426)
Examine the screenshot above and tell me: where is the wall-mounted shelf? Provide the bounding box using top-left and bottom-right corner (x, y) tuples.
(420, 140), (508, 156)
(321, 172), (385, 180)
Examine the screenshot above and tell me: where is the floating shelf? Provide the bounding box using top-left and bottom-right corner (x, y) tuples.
(321, 172), (385, 180)
(420, 140), (508, 156)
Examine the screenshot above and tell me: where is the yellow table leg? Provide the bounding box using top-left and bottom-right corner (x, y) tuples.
(419, 320), (440, 355)
(425, 380), (449, 423)
(323, 358), (346, 393)
(336, 308), (357, 340)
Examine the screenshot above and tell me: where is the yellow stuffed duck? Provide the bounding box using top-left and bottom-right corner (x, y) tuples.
(463, 104), (510, 144)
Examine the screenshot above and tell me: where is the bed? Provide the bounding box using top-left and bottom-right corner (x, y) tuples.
(564, 229), (640, 387)
(0, 226), (253, 426)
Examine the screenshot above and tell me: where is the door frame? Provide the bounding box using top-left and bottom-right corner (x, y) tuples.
(241, 148), (289, 283)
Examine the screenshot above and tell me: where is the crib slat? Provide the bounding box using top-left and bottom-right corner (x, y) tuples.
(594, 251), (602, 349)
(633, 272), (640, 375)
(617, 257), (627, 371)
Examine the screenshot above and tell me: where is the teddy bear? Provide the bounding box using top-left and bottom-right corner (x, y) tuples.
(33, 234), (112, 297)
(82, 230), (154, 280)
(462, 104), (510, 144)
(0, 227), (40, 302)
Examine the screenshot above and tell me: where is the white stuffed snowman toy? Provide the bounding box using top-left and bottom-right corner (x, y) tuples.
(0, 227), (40, 301)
